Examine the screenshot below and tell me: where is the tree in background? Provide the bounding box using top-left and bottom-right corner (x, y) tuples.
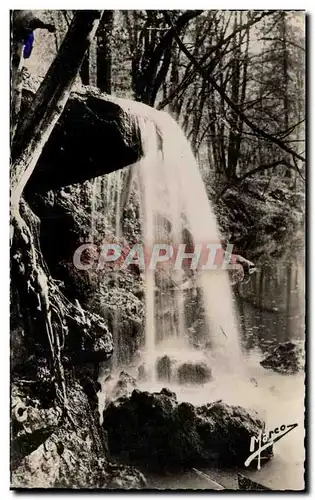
(21, 9), (305, 252)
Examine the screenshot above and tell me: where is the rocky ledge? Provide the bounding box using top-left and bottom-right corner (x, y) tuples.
(20, 76), (143, 194)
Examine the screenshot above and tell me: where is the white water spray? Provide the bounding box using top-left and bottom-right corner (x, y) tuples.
(92, 96), (244, 380)
(129, 104), (243, 378)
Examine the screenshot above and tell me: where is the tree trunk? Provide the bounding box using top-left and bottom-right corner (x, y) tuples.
(280, 12), (292, 179)
(96, 11), (114, 93)
(11, 11), (102, 210)
(80, 53), (90, 85)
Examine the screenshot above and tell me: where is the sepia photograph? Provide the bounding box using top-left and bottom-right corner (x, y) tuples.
(9, 9), (305, 491)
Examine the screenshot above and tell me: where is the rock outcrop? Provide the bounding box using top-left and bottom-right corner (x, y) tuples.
(24, 175), (144, 368)
(11, 380), (146, 489)
(104, 371), (138, 408)
(260, 341), (303, 374)
(11, 76), (147, 489)
(20, 78), (143, 193)
(103, 388), (272, 468)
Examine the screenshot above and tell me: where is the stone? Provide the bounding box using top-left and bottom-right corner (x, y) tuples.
(105, 371), (138, 406)
(103, 463), (146, 489)
(137, 363), (146, 381)
(103, 388), (272, 468)
(177, 361), (212, 385)
(21, 85), (143, 194)
(238, 474), (271, 491)
(260, 341), (303, 374)
(160, 387), (177, 400)
(11, 382), (105, 488)
(11, 377), (146, 489)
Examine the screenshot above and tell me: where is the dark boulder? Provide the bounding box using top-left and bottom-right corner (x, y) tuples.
(160, 387), (177, 400)
(260, 341), (303, 374)
(21, 82), (143, 194)
(103, 388), (272, 468)
(177, 361), (212, 385)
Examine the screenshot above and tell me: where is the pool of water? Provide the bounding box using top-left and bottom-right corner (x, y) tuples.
(141, 247), (305, 490)
(101, 245), (305, 490)
(234, 247), (305, 490)
(137, 353), (304, 488)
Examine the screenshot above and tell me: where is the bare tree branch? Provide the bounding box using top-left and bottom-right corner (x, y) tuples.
(137, 10), (202, 100)
(165, 12), (306, 165)
(217, 159), (305, 201)
(158, 10), (275, 111)
(203, 11), (274, 60)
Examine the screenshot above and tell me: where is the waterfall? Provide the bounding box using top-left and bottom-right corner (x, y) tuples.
(94, 96), (243, 381)
(90, 177), (99, 242)
(129, 104), (242, 378)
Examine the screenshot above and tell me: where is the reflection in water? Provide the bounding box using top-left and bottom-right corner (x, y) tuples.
(231, 246), (305, 490)
(236, 249), (305, 354)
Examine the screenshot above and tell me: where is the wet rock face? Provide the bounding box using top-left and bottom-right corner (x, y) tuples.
(260, 341), (303, 374)
(24, 186), (144, 369)
(11, 381), (106, 488)
(177, 361), (212, 385)
(65, 306), (113, 364)
(103, 388), (272, 468)
(155, 354), (212, 385)
(11, 380), (146, 489)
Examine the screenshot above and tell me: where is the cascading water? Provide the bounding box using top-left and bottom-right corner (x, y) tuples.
(93, 96), (243, 387)
(133, 108), (243, 380)
(90, 168), (126, 370)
